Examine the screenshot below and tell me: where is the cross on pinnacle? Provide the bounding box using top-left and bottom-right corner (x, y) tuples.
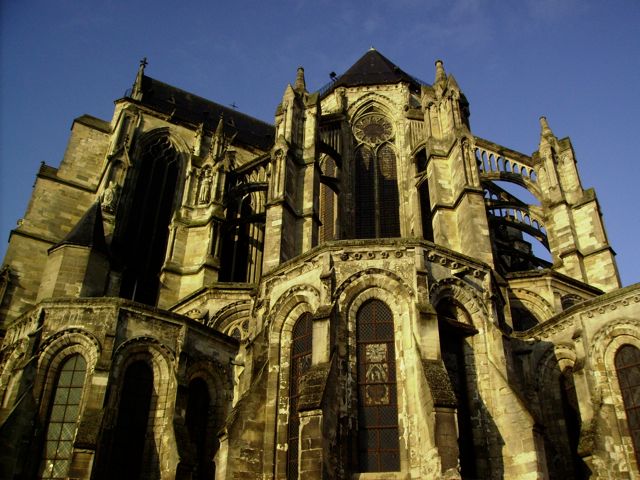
(140, 57), (148, 68)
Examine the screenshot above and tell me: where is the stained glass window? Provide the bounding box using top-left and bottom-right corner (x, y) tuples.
(615, 344), (640, 468)
(356, 300), (400, 472)
(287, 313), (313, 480)
(40, 354), (86, 479)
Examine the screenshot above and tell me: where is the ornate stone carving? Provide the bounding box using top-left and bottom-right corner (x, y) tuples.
(100, 181), (121, 214)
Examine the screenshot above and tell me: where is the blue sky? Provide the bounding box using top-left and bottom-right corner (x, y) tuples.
(2, 0), (639, 286)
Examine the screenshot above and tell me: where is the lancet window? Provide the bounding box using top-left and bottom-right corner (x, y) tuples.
(356, 299), (400, 472)
(119, 135), (180, 305)
(319, 155), (339, 243)
(287, 313), (313, 480)
(615, 344), (640, 467)
(40, 354), (86, 479)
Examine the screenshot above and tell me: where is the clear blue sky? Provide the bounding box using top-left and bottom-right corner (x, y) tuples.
(2, 0), (639, 286)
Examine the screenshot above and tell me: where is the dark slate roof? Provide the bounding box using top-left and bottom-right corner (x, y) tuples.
(320, 49), (427, 97)
(137, 76), (275, 151)
(51, 202), (109, 255)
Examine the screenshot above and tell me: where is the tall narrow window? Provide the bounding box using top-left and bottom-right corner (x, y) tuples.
(354, 144), (400, 239)
(108, 361), (153, 479)
(438, 303), (477, 478)
(353, 114), (400, 239)
(287, 313), (313, 480)
(378, 144), (400, 238)
(319, 155), (338, 243)
(186, 378), (213, 479)
(356, 300), (400, 472)
(615, 344), (640, 468)
(40, 354), (86, 479)
(416, 149), (433, 241)
(355, 146), (376, 238)
(120, 136), (179, 305)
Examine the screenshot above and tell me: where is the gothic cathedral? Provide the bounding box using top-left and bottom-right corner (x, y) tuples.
(1, 50), (638, 479)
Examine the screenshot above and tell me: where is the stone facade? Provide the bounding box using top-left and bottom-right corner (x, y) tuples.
(0, 50), (638, 479)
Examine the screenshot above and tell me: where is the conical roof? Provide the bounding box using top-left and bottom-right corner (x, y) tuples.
(320, 49), (426, 97)
(50, 202), (109, 255)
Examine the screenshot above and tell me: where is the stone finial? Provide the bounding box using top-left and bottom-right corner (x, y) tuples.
(294, 66), (306, 93)
(435, 59), (446, 83)
(131, 57), (148, 100)
(539, 116), (555, 138)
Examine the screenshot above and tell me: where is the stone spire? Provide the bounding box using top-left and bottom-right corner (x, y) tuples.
(131, 57), (148, 101)
(294, 66), (306, 93)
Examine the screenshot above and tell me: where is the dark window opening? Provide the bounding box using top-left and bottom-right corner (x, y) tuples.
(108, 361), (153, 479)
(438, 303), (477, 478)
(355, 146), (376, 238)
(415, 149), (433, 241)
(616, 344), (640, 469)
(220, 193), (264, 283)
(356, 300), (400, 472)
(354, 144), (400, 239)
(288, 313), (313, 480)
(120, 136), (179, 305)
(319, 156), (338, 243)
(186, 378), (214, 479)
(40, 354), (86, 479)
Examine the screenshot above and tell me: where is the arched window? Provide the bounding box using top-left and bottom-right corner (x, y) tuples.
(287, 313), (313, 480)
(615, 344), (640, 468)
(356, 300), (400, 472)
(40, 354), (87, 479)
(354, 144), (400, 239)
(186, 378), (214, 479)
(120, 136), (180, 305)
(108, 361), (153, 479)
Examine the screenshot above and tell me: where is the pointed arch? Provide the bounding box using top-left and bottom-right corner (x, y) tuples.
(117, 130), (186, 304)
